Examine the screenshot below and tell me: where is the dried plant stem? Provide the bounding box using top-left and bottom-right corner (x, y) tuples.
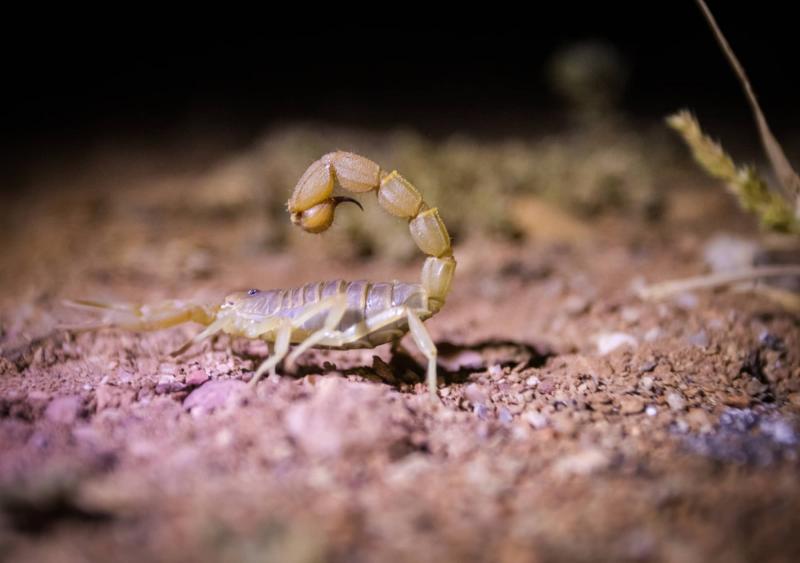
(638, 265), (800, 300)
(695, 0), (800, 203)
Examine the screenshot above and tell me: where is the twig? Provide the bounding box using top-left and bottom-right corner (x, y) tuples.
(638, 265), (800, 300)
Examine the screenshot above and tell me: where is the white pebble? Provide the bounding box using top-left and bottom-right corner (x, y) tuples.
(644, 328), (661, 342)
(666, 392), (686, 412)
(525, 411), (548, 429)
(595, 332), (638, 355)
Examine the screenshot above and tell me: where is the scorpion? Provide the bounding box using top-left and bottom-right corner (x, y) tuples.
(72, 152), (456, 400)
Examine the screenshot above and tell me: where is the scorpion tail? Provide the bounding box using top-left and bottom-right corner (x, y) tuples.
(287, 152), (456, 314)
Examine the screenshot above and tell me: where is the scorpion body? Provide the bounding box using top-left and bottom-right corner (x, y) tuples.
(73, 152), (456, 399)
(230, 280), (430, 348)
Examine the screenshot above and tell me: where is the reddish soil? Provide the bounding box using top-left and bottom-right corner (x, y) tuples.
(1, 134), (799, 562)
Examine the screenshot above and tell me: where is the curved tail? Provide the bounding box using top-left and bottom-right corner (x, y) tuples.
(287, 152), (456, 314)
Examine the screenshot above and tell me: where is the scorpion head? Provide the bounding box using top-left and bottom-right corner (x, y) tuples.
(221, 290), (257, 311)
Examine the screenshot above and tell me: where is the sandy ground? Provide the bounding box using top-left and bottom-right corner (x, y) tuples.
(1, 129), (799, 562)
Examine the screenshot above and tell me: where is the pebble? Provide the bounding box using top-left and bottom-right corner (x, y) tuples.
(688, 330), (709, 348)
(722, 394), (751, 408)
(525, 376), (540, 388)
(639, 361), (657, 373)
(155, 374), (186, 395)
(759, 418), (797, 445)
(639, 376), (654, 391)
(674, 292), (699, 311)
(703, 234), (758, 273)
(619, 395), (645, 415)
(44, 395), (83, 425)
(185, 369), (209, 387)
(563, 295), (589, 316)
(473, 403), (490, 421)
(487, 364), (503, 378)
(644, 327), (661, 342)
(645, 405), (658, 416)
(686, 408), (712, 433)
(554, 448), (610, 477)
(666, 391), (686, 412)
(620, 307), (640, 323)
(464, 383), (489, 406)
(595, 332), (638, 355)
(524, 410), (548, 429)
(183, 379), (248, 411)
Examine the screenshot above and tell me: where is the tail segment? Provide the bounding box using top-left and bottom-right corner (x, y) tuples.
(287, 152), (456, 314)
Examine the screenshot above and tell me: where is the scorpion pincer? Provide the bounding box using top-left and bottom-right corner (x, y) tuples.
(70, 152), (456, 400)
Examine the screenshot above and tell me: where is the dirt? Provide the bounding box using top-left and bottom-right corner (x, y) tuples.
(1, 130), (799, 563)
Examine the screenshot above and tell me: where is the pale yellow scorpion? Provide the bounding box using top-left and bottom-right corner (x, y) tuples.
(74, 152), (456, 400)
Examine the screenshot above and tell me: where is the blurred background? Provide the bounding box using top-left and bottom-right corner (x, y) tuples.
(2, 1), (798, 189)
(3, 1), (798, 299)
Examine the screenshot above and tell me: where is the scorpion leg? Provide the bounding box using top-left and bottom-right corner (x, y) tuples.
(316, 305), (440, 402)
(249, 294), (347, 386)
(406, 309), (439, 401)
(250, 319), (291, 387)
(284, 295), (348, 369)
(170, 316), (230, 357)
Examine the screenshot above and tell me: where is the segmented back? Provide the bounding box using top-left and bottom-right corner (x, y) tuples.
(236, 280), (428, 329)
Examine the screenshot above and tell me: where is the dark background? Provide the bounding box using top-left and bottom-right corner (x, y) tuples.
(1, 1), (796, 183)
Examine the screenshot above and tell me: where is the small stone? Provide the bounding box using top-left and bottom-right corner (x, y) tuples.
(498, 408), (513, 425)
(473, 403), (490, 420)
(44, 395), (83, 425)
(563, 295), (589, 316)
(524, 410), (548, 429)
(619, 395), (645, 415)
(487, 364), (503, 378)
(183, 379), (248, 412)
(538, 380), (555, 395)
(185, 369), (209, 387)
(674, 292), (698, 310)
(644, 327), (661, 342)
(554, 448), (610, 477)
(595, 332), (638, 355)
(703, 234), (758, 273)
(525, 376), (540, 388)
(639, 376), (654, 391)
(620, 307), (640, 323)
(645, 405), (657, 416)
(746, 379), (767, 396)
(155, 374), (186, 395)
(666, 391), (686, 412)
(759, 418), (796, 445)
(639, 361), (657, 373)
(722, 394), (751, 408)
(758, 331), (783, 351)
(674, 419), (690, 433)
(686, 408), (712, 433)
(464, 383), (488, 406)
(688, 330), (709, 348)
(439, 350), (484, 371)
